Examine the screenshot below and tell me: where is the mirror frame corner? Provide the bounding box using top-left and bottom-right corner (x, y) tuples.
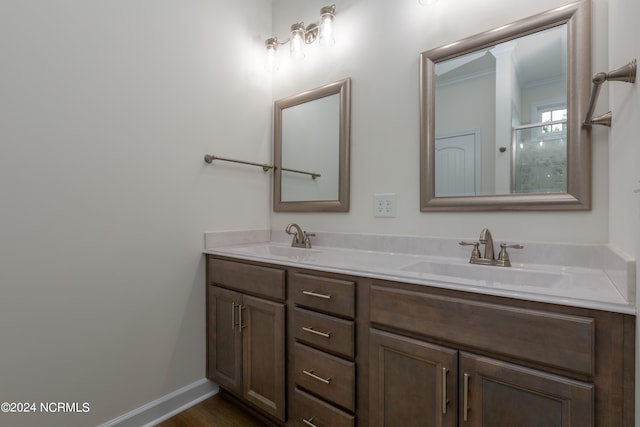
(273, 78), (351, 212)
(419, 0), (591, 212)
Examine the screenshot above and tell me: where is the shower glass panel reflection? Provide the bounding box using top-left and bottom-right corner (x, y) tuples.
(512, 118), (567, 194)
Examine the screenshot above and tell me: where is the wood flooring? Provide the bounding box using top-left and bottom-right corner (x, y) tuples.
(155, 393), (268, 427)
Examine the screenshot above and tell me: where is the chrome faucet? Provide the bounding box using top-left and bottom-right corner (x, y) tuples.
(285, 223), (315, 248)
(459, 228), (523, 267)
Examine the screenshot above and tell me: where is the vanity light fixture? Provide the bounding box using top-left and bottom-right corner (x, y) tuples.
(265, 4), (336, 66)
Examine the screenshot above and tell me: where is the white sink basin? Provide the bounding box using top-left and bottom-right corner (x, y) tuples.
(227, 244), (321, 261)
(401, 260), (566, 288)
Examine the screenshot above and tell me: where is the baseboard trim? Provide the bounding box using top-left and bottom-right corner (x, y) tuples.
(99, 378), (219, 427)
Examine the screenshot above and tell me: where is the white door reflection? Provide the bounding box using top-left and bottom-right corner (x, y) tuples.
(435, 131), (480, 197)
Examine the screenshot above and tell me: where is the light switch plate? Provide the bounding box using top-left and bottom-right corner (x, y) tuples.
(373, 193), (396, 218)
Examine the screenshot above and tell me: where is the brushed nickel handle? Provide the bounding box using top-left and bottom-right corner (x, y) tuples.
(231, 302), (236, 330)
(459, 241), (481, 261)
(302, 290), (332, 300)
(463, 373), (470, 422)
(302, 327), (331, 338)
(302, 417), (318, 427)
(500, 243), (524, 249)
(303, 369), (331, 384)
(496, 243), (524, 267)
(442, 367), (448, 414)
(238, 305), (246, 333)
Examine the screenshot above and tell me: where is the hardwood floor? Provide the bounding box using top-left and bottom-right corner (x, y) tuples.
(155, 393), (268, 427)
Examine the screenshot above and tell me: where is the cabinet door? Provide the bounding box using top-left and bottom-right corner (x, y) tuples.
(207, 285), (243, 395)
(460, 352), (593, 427)
(242, 294), (286, 421)
(369, 329), (458, 427)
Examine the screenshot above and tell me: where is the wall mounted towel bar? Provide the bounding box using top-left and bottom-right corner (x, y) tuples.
(583, 59), (636, 127)
(203, 154), (321, 179)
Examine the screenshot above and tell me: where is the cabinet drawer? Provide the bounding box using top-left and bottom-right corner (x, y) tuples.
(292, 308), (355, 359)
(293, 387), (355, 427)
(292, 273), (355, 318)
(370, 285), (595, 376)
(208, 257), (285, 300)
(293, 343), (355, 411)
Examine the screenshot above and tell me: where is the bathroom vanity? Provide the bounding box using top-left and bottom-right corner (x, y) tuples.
(204, 237), (635, 427)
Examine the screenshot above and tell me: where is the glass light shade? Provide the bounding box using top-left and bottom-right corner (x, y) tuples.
(290, 24), (305, 59)
(319, 14), (335, 46)
(266, 47), (277, 70)
(265, 38), (278, 70)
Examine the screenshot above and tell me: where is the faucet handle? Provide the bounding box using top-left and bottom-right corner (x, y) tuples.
(500, 243), (524, 250)
(459, 241), (481, 262)
(303, 232), (316, 248)
(497, 243), (523, 267)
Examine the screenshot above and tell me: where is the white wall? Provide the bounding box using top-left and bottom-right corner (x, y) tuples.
(271, 0), (610, 244)
(0, 1), (272, 426)
(608, 0), (640, 259)
(606, 0), (640, 424)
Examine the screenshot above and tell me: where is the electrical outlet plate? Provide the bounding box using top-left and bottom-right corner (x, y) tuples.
(373, 193), (396, 218)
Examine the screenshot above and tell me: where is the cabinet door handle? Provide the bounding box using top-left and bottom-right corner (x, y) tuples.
(302, 417), (318, 427)
(302, 327), (331, 338)
(303, 369), (331, 384)
(302, 290), (332, 300)
(238, 305), (246, 333)
(463, 373), (470, 422)
(231, 302), (237, 330)
(442, 367), (448, 414)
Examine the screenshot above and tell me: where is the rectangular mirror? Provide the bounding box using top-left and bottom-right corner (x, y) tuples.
(420, 1), (591, 211)
(274, 78), (351, 212)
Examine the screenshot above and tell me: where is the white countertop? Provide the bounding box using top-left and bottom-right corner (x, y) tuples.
(204, 238), (636, 315)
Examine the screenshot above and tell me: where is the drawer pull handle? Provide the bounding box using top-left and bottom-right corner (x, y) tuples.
(442, 367), (448, 414)
(303, 369), (331, 384)
(302, 290), (332, 300)
(302, 417), (318, 427)
(302, 327), (331, 338)
(463, 373), (470, 422)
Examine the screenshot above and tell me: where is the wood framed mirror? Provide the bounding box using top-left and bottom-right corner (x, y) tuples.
(273, 78), (351, 212)
(420, 1), (591, 211)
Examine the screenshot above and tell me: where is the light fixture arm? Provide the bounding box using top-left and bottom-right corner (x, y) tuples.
(304, 23), (319, 44)
(265, 37), (290, 49)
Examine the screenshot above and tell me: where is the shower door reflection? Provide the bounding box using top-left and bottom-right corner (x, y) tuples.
(512, 119), (567, 194)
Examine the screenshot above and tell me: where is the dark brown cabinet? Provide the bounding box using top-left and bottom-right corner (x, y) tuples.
(369, 328), (594, 427)
(205, 255), (634, 427)
(207, 286), (243, 393)
(367, 284), (626, 427)
(206, 258), (286, 421)
(369, 329), (458, 427)
(460, 352), (593, 427)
